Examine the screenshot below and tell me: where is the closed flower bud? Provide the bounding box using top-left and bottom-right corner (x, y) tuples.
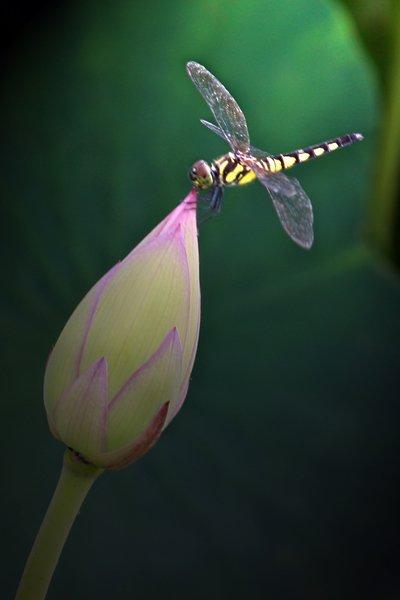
(44, 191), (200, 469)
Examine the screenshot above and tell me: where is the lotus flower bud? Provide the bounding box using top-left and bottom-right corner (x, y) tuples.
(44, 190), (200, 469)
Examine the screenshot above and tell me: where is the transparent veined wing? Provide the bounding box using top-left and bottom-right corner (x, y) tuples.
(200, 119), (227, 143)
(247, 144), (273, 158)
(187, 62), (250, 153)
(200, 118), (313, 248)
(255, 169), (314, 249)
(201, 121), (274, 159)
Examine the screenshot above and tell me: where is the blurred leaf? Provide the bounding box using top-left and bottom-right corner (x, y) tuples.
(340, 0), (400, 266)
(340, 0), (394, 85)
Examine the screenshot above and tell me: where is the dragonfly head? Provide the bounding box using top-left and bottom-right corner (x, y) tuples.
(188, 160), (214, 189)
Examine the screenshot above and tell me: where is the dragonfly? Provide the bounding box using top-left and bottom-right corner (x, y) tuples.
(186, 61), (363, 249)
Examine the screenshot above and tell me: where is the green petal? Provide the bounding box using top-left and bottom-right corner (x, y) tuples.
(105, 327), (182, 452)
(81, 228), (190, 398)
(44, 263), (120, 413)
(50, 357), (108, 461)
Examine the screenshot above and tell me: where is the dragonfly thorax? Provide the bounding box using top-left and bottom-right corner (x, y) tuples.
(188, 159), (215, 189)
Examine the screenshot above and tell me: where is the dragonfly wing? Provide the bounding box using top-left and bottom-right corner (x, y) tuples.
(187, 62), (250, 153)
(200, 119), (227, 142)
(254, 168), (314, 249)
(201, 122), (274, 163)
(197, 106), (313, 248)
(249, 144), (272, 158)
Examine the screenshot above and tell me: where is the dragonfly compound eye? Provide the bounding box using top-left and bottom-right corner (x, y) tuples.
(189, 160), (213, 189)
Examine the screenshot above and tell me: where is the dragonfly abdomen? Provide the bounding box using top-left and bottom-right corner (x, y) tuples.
(212, 131), (364, 185)
(266, 132), (364, 173)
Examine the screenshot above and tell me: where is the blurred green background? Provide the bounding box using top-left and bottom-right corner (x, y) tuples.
(2, 1), (400, 598)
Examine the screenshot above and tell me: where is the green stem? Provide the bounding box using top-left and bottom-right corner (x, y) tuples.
(15, 449), (103, 600)
(369, 2), (400, 257)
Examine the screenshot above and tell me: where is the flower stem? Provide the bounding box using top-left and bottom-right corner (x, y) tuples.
(16, 449), (103, 600)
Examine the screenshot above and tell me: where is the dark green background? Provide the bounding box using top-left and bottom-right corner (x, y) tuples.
(2, 1), (400, 598)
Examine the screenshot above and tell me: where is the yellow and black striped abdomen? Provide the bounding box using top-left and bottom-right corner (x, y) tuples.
(213, 132), (363, 184)
(266, 132), (364, 173)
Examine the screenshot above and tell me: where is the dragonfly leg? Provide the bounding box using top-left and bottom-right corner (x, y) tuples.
(197, 186), (224, 226)
(210, 186), (223, 213)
